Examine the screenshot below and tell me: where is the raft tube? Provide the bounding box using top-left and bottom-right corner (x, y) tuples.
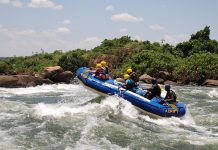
(77, 67), (186, 118)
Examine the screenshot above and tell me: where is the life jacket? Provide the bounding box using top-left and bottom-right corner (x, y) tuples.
(130, 72), (139, 82)
(101, 66), (109, 79)
(94, 68), (108, 80)
(151, 84), (161, 97)
(94, 68), (102, 76)
(165, 90), (177, 102)
(102, 66), (109, 74)
(125, 79), (137, 92)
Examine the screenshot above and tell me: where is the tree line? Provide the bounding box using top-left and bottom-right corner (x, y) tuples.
(1, 26), (218, 85)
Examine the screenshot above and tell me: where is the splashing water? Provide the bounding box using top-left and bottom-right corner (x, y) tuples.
(0, 84), (218, 150)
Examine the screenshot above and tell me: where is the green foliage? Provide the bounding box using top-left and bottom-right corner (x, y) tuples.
(1, 51), (64, 74)
(58, 49), (88, 73)
(92, 36), (132, 54)
(0, 61), (7, 73)
(175, 26), (218, 57)
(173, 53), (218, 84)
(2, 26), (218, 85)
(128, 50), (179, 76)
(190, 26), (210, 41)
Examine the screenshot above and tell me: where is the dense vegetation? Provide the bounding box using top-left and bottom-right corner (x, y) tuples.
(1, 26), (218, 85)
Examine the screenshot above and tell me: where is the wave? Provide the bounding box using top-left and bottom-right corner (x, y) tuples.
(208, 88), (218, 98)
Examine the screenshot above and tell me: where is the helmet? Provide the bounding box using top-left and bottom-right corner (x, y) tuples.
(151, 78), (157, 84)
(100, 61), (107, 66)
(96, 63), (102, 68)
(126, 68), (132, 74)
(123, 74), (130, 79)
(165, 84), (171, 91)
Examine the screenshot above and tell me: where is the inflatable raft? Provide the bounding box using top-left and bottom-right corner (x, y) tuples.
(77, 67), (186, 117)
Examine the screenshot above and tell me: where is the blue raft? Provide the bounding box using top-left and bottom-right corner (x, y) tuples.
(77, 67), (186, 118)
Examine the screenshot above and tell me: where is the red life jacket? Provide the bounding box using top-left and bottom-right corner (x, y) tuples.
(94, 68), (107, 80)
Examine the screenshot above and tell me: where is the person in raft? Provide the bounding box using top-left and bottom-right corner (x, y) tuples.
(145, 78), (161, 100)
(122, 74), (137, 93)
(92, 63), (108, 80)
(100, 61), (109, 79)
(126, 68), (139, 83)
(164, 84), (177, 103)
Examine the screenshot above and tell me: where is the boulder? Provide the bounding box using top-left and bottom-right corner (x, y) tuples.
(164, 80), (179, 86)
(52, 71), (74, 83)
(156, 71), (171, 81)
(41, 66), (64, 79)
(202, 79), (218, 86)
(139, 74), (153, 83)
(0, 75), (53, 88)
(157, 78), (164, 84)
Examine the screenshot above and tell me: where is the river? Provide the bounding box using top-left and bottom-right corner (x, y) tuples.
(0, 83), (218, 150)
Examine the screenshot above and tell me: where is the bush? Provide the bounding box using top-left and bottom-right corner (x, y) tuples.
(173, 52), (218, 84)
(58, 49), (88, 73)
(125, 50), (179, 76)
(0, 61), (7, 74)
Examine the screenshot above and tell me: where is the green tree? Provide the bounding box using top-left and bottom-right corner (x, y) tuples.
(58, 49), (88, 73)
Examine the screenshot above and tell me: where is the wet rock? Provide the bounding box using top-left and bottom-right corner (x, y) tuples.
(157, 78), (164, 84)
(164, 80), (179, 86)
(139, 74), (153, 83)
(0, 75), (53, 88)
(202, 79), (218, 86)
(156, 71), (171, 81)
(52, 71), (74, 83)
(41, 66), (64, 79)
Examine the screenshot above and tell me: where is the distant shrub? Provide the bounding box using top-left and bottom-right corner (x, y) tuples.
(0, 61), (7, 74)
(173, 52), (218, 84)
(58, 49), (88, 73)
(129, 50), (179, 76)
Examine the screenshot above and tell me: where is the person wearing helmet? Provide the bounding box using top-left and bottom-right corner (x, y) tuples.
(122, 74), (137, 93)
(126, 68), (139, 82)
(164, 84), (177, 103)
(100, 61), (109, 79)
(92, 63), (104, 79)
(145, 78), (161, 99)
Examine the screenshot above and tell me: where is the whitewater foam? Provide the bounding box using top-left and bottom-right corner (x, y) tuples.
(208, 88), (218, 98)
(33, 102), (100, 118)
(0, 84), (84, 95)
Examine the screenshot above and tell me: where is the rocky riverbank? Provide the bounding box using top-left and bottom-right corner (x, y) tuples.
(1, 66), (218, 88)
(0, 66), (75, 88)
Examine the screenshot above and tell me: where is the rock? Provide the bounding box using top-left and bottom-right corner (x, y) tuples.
(156, 71), (171, 81)
(164, 80), (179, 86)
(202, 79), (218, 86)
(0, 75), (53, 88)
(139, 74), (153, 83)
(115, 77), (125, 83)
(41, 66), (64, 79)
(157, 78), (164, 84)
(52, 71), (74, 83)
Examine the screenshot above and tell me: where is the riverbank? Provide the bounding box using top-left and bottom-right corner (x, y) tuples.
(0, 27), (218, 87)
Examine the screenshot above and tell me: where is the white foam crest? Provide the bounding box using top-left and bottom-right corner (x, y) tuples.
(208, 88), (218, 98)
(33, 103), (99, 118)
(73, 132), (130, 150)
(185, 132), (218, 145)
(140, 107), (218, 145)
(73, 116), (102, 150)
(0, 84), (83, 95)
(140, 107), (196, 128)
(99, 96), (139, 118)
(0, 129), (18, 149)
